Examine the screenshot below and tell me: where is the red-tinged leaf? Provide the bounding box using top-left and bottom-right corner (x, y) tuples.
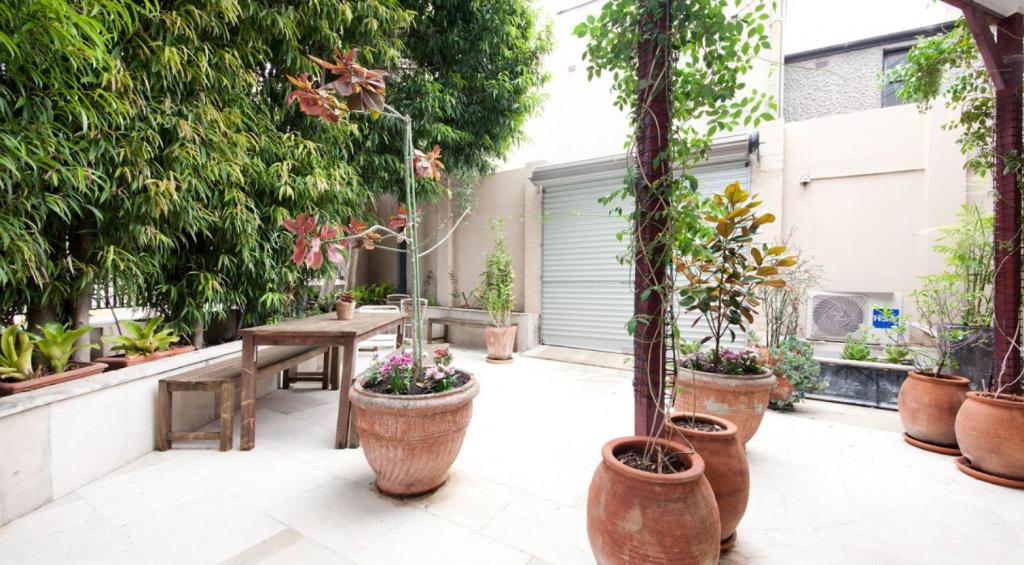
(388, 204), (408, 231)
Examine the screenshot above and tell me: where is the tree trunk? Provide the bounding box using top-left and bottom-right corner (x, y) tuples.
(69, 229), (94, 363)
(346, 247), (361, 292)
(991, 14), (1023, 394)
(26, 302), (57, 331)
(633, 0), (672, 436)
(191, 318), (205, 350)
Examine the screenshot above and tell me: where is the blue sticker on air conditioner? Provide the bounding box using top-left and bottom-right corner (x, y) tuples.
(872, 308), (899, 329)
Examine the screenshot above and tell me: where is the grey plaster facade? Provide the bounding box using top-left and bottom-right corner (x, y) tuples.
(784, 45), (896, 122)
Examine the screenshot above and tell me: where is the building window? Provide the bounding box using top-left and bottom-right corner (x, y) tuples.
(881, 47), (910, 107)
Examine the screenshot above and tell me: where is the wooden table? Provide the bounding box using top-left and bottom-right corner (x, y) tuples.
(238, 312), (406, 450)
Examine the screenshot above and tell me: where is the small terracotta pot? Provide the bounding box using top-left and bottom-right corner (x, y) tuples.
(674, 368), (776, 444)
(770, 373), (795, 404)
(587, 436), (720, 565)
(0, 362), (108, 397)
(94, 345), (195, 371)
(336, 301), (356, 320)
(349, 371), (479, 497)
(955, 392), (1024, 482)
(897, 371), (970, 454)
(485, 325), (516, 363)
(664, 413), (748, 551)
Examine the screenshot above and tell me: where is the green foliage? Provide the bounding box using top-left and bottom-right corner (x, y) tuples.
(912, 274), (967, 376)
(349, 282), (398, 306)
(675, 183), (793, 360)
(0, 326), (36, 381)
(32, 322), (96, 374)
(102, 317), (179, 358)
(877, 308), (911, 365)
(756, 243), (824, 349)
(933, 205), (994, 327)
(888, 19), (995, 176)
(483, 219), (515, 327)
(769, 336), (824, 409)
(841, 330), (873, 362)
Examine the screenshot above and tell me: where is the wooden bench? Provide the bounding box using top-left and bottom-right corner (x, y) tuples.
(156, 345), (328, 451)
(427, 317), (518, 352)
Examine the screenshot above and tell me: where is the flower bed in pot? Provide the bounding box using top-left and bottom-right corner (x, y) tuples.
(1, 323), (107, 397)
(349, 346), (479, 497)
(95, 317), (193, 370)
(587, 436), (720, 564)
(675, 350), (775, 445)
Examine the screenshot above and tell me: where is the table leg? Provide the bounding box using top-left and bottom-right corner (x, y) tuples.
(240, 335), (256, 450)
(329, 346), (340, 390)
(335, 338), (358, 449)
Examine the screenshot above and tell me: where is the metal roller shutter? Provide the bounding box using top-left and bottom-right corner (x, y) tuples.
(538, 158), (752, 353)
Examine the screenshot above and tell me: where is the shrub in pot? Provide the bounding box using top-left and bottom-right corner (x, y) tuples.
(768, 336), (824, 411)
(349, 345), (479, 496)
(0, 324), (107, 397)
(335, 291), (356, 320)
(674, 183), (793, 444)
(97, 317), (193, 369)
(897, 274), (971, 455)
(482, 219), (516, 363)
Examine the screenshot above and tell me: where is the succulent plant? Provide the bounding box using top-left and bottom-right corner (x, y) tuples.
(1, 326), (37, 381)
(102, 317), (179, 357)
(34, 322), (96, 374)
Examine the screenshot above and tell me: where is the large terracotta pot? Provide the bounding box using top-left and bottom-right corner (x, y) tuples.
(897, 371), (970, 455)
(587, 436), (720, 565)
(954, 392), (1024, 485)
(485, 325), (516, 363)
(665, 413), (748, 551)
(674, 369), (776, 444)
(769, 373), (795, 405)
(349, 371), (479, 497)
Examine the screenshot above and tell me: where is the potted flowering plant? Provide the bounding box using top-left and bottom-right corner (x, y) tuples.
(674, 183), (794, 444)
(283, 49), (478, 496)
(336, 291), (356, 320)
(0, 324), (107, 397)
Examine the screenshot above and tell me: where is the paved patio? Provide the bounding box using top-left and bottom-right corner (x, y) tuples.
(0, 347), (1021, 564)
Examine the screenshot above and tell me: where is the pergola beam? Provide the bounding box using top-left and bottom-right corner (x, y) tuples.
(963, 6), (1007, 90)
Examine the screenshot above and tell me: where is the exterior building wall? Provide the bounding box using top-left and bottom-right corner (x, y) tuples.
(784, 46), (891, 122)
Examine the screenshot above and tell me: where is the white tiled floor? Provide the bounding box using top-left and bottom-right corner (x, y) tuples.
(1, 347), (1022, 564)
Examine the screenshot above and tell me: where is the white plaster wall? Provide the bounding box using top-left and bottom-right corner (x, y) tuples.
(784, 46), (889, 122)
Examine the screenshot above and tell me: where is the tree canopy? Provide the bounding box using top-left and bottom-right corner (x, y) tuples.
(0, 0), (551, 338)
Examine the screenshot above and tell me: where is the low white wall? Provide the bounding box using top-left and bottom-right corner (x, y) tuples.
(425, 306), (539, 352)
(0, 342), (320, 526)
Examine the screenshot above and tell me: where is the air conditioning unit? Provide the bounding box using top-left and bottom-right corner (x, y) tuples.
(806, 291), (903, 343)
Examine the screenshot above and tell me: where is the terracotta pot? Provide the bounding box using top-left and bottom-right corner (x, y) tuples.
(94, 345), (195, 371)
(665, 413), (748, 551)
(674, 368), (776, 444)
(336, 300), (356, 320)
(0, 362), (108, 397)
(587, 436), (720, 565)
(349, 370), (479, 497)
(485, 325), (516, 362)
(955, 392), (1024, 482)
(770, 373), (795, 404)
(897, 371), (970, 454)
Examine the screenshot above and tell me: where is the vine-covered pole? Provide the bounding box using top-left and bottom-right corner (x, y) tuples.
(633, 0), (672, 436)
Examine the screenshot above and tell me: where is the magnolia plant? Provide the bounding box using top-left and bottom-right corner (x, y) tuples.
(283, 49), (461, 377)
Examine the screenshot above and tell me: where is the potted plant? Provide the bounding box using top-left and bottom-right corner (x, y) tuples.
(954, 388), (1024, 488)
(96, 317), (194, 370)
(841, 329), (874, 362)
(349, 345), (479, 496)
(336, 291), (356, 320)
(897, 274), (971, 455)
(768, 336), (825, 410)
(482, 219), (516, 363)
(0, 324), (107, 397)
(674, 183), (793, 444)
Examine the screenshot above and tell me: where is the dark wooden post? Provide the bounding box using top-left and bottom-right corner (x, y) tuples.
(991, 14), (1023, 393)
(633, 0), (672, 436)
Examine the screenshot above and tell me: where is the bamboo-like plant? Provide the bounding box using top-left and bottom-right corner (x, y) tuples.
(483, 219), (515, 328)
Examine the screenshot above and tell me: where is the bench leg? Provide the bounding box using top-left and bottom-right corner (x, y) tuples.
(321, 349), (331, 390)
(220, 381), (234, 452)
(282, 367), (294, 389)
(156, 381), (171, 451)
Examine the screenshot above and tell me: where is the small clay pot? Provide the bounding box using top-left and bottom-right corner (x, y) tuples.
(674, 368), (776, 444)
(955, 392), (1024, 484)
(665, 413), (749, 551)
(770, 373), (795, 405)
(485, 325), (516, 363)
(898, 371), (970, 455)
(336, 301), (356, 320)
(587, 436), (720, 565)
(349, 371), (479, 497)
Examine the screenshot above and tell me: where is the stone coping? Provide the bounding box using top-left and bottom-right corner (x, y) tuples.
(815, 356), (913, 371)
(0, 341), (243, 420)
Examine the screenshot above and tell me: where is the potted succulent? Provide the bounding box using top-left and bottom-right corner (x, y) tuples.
(482, 219), (516, 363)
(841, 329), (874, 362)
(349, 345), (478, 496)
(96, 317), (194, 370)
(336, 291), (356, 320)
(674, 183), (793, 444)
(898, 274), (971, 455)
(768, 336), (825, 410)
(0, 324), (107, 397)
